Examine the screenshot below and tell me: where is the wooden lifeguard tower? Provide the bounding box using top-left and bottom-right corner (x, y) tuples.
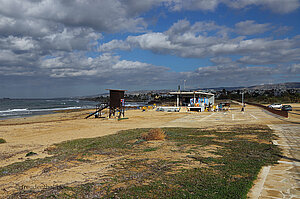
(108, 89), (126, 118)
(85, 89), (126, 119)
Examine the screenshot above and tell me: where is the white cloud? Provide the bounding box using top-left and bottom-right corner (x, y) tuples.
(210, 57), (233, 64)
(0, 0), (150, 33)
(163, 0), (300, 13)
(112, 60), (149, 69)
(98, 40), (131, 52)
(0, 0), (299, 97)
(0, 36), (36, 51)
(165, 0), (220, 11)
(36, 52), (177, 87)
(235, 20), (272, 35)
(223, 0), (300, 14)
(99, 19), (300, 66)
(181, 63), (278, 87)
(127, 32), (178, 53)
(287, 63), (300, 73)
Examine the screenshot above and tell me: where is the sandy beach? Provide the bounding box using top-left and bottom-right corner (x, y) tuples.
(0, 104), (299, 198)
(0, 109), (185, 167)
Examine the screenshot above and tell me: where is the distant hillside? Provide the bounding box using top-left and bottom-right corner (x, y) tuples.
(248, 82), (300, 90)
(80, 82), (300, 99)
(201, 86), (244, 91)
(201, 82), (300, 91)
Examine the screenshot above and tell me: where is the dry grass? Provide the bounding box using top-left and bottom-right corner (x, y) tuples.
(141, 128), (166, 141)
(3, 126), (281, 199)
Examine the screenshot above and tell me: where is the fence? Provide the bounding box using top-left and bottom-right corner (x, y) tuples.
(245, 102), (288, 118)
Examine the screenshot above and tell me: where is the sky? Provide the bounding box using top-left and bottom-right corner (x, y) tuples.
(0, 0), (300, 98)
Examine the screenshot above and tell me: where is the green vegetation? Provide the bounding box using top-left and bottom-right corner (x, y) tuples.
(143, 147), (159, 152)
(3, 126), (281, 198)
(0, 138), (6, 144)
(25, 152), (37, 157)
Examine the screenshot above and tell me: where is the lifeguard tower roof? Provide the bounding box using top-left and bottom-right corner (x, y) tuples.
(106, 89), (127, 108)
(169, 91), (214, 96)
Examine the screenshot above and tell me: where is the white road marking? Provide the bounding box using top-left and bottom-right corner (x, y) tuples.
(279, 136), (300, 139)
(278, 161), (300, 166)
(272, 140), (278, 145)
(199, 112), (216, 121)
(250, 114), (258, 120)
(232, 114), (234, 120)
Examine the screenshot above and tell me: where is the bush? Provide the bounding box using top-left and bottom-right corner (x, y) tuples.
(25, 152), (37, 157)
(141, 128), (166, 141)
(0, 138), (6, 144)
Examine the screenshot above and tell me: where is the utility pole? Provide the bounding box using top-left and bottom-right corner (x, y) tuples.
(177, 85), (180, 107)
(184, 80), (186, 91)
(241, 91), (245, 112)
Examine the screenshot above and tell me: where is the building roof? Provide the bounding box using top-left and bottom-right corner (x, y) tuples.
(105, 89), (127, 91)
(169, 91), (214, 96)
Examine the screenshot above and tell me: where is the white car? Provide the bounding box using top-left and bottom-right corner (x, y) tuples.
(268, 103), (282, 109)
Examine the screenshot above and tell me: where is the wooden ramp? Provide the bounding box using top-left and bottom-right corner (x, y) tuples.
(85, 104), (108, 119)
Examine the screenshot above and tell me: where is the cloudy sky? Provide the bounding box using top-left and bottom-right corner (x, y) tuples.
(0, 0), (300, 98)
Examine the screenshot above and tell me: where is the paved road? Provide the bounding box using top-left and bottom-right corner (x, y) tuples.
(162, 105), (281, 128)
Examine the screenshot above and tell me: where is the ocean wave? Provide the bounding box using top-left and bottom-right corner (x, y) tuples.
(29, 106), (83, 112)
(0, 106), (94, 117)
(0, 108), (29, 113)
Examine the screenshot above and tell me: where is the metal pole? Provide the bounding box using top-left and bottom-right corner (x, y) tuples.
(241, 91), (244, 111)
(177, 85), (180, 107)
(242, 92), (244, 106)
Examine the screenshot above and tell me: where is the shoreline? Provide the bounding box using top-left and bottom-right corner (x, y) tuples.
(0, 98), (100, 121)
(0, 108), (94, 126)
(0, 107), (96, 121)
(0, 108), (93, 122)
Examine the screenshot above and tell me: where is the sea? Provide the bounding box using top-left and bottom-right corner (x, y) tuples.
(0, 98), (99, 120)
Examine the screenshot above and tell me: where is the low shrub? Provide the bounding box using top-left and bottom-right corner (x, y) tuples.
(0, 138), (6, 144)
(141, 128), (166, 141)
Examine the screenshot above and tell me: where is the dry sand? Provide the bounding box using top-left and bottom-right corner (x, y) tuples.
(0, 109), (183, 168)
(0, 103), (299, 197)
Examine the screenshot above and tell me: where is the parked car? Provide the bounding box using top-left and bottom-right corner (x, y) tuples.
(268, 103), (282, 109)
(281, 105), (292, 111)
